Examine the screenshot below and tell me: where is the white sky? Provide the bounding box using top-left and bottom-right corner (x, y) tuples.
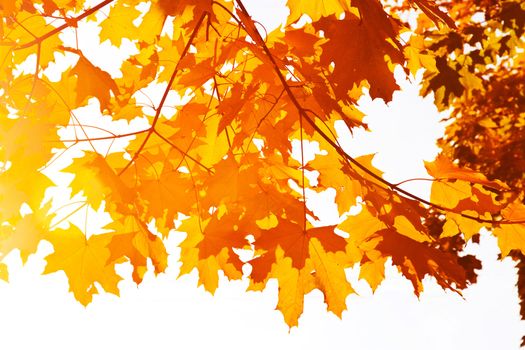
(0, 1), (524, 349)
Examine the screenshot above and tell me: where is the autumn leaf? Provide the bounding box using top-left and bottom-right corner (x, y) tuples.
(494, 201), (525, 257)
(252, 221), (346, 279)
(313, 2), (404, 101)
(309, 238), (354, 316)
(425, 154), (509, 191)
(106, 214), (168, 284)
(272, 247), (310, 327)
(100, 2), (142, 47)
(359, 254), (388, 292)
(65, 47), (120, 111)
(375, 229), (470, 295)
(64, 152), (134, 211)
(441, 212), (484, 241)
(44, 226), (121, 306)
(0, 204), (53, 262)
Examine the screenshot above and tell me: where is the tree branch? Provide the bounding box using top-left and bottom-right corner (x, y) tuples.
(14, 0), (115, 50)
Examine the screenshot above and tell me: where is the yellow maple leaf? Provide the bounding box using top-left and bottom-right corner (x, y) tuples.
(441, 212), (483, 241)
(430, 180), (472, 209)
(106, 214), (168, 284)
(64, 152), (134, 211)
(359, 255), (387, 292)
(0, 204), (53, 262)
(273, 247), (313, 327)
(44, 226), (121, 305)
(309, 238), (354, 317)
(100, 2), (141, 47)
(494, 201), (525, 257)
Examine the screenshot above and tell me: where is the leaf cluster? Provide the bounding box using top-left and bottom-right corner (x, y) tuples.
(0, 0), (524, 327)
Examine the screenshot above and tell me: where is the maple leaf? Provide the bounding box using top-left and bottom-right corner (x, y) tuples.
(359, 255), (388, 291)
(64, 152), (134, 211)
(375, 228), (470, 295)
(251, 221), (346, 282)
(425, 154), (509, 191)
(271, 247), (311, 327)
(136, 169), (196, 231)
(65, 47), (120, 112)
(100, 2), (142, 47)
(307, 154), (362, 215)
(178, 216), (244, 293)
(309, 238), (354, 316)
(0, 204), (53, 262)
(106, 214), (168, 284)
(313, 2), (404, 101)
(441, 212), (484, 241)
(44, 226), (121, 305)
(493, 201), (525, 257)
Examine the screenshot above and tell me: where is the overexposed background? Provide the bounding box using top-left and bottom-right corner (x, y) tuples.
(0, 1), (523, 349)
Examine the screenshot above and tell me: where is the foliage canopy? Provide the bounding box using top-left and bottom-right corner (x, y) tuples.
(0, 0), (524, 328)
